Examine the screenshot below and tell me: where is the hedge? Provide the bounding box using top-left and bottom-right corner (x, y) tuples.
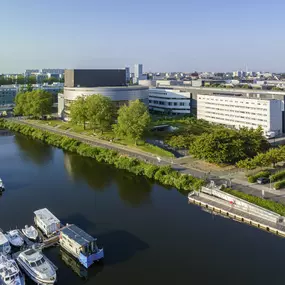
(223, 188), (285, 216)
(0, 119), (204, 192)
(274, 180), (285, 190)
(270, 170), (285, 182)
(248, 171), (271, 183)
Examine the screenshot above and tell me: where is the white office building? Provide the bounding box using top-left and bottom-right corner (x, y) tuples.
(149, 88), (191, 115)
(197, 94), (283, 134)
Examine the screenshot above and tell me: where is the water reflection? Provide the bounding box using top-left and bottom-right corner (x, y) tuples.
(63, 153), (112, 190)
(115, 174), (152, 206)
(14, 134), (53, 165)
(64, 152), (152, 206)
(59, 249), (103, 280)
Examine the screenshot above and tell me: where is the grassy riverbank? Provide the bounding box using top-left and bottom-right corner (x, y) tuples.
(0, 119), (204, 192)
(27, 119), (174, 158)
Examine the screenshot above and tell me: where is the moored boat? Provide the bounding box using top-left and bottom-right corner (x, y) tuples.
(0, 253), (25, 285)
(59, 224), (104, 268)
(21, 225), (38, 241)
(0, 253), (25, 284)
(5, 230), (24, 247)
(0, 231), (11, 255)
(34, 208), (61, 237)
(0, 178), (5, 192)
(16, 248), (57, 284)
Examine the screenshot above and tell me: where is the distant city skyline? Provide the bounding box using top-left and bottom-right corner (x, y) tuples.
(1, 0), (285, 73)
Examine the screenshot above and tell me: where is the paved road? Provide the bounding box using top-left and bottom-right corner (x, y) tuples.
(8, 118), (285, 205)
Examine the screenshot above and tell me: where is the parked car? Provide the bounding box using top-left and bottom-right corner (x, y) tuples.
(256, 177), (270, 184)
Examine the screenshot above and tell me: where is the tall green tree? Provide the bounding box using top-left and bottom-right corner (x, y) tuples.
(13, 90), (52, 118)
(30, 90), (53, 118)
(70, 97), (88, 129)
(14, 92), (28, 115)
(114, 100), (150, 145)
(86, 94), (114, 133)
(189, 127), (269, 165)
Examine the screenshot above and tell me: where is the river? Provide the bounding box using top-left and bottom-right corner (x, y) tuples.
(0, 133), (285, 285)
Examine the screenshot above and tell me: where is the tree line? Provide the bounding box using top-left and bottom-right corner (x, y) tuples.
(0, 75), (63, 85)
(237, 146), (285, 170)
(14, 90), (53, 118)
(70, 94), (150, 145)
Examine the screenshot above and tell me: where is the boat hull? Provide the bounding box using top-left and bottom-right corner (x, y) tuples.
(60, 242), (104, 268)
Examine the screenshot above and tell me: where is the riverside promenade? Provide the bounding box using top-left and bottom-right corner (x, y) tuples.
(7, 118), (285, 205)
(189, 186), (285, 237)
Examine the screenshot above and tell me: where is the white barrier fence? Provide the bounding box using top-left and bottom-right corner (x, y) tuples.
(200, 187), (283, 224)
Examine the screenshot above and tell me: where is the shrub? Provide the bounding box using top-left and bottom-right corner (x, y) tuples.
(270, 170), (285, 182)
(274, 180), (285, 190)
(248, 171), (271, 183)
(223, 188), (285, 215)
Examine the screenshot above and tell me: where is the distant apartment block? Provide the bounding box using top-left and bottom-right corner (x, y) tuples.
(149, 89), (191, 115)
(24, 69), (40, 77)
(0, 86), (17, 110)
(134, 64), (143, 79)
(197, 94), (283, 134)
(0, 83), (64, 110)
(41, 69), (64, 75)
(133, 64), (143, 84)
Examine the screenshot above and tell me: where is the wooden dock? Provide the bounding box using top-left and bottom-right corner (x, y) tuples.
(188, 192), (285, 237)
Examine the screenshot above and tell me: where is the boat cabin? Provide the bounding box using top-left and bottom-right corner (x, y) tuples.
(34, 208), (61, 237)
(59, 224), (104, 268)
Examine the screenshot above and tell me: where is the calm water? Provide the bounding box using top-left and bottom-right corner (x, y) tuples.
(0, 133), (285, 285)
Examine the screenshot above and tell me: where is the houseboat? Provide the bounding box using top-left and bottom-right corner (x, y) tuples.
(34, 208), (61, 237)
(59, 224), (104, 268)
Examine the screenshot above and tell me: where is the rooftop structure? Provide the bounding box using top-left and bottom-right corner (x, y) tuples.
(34, 208), (60, 227)
(64, 69), (127, 88)
(61, 224), (96, 246)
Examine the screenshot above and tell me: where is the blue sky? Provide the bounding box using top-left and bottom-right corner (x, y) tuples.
(1, 0), (285, 73)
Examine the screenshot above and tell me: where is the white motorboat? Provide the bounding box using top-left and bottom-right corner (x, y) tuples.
(5, 230), (24, 247)
(0, 253), (25, 285)
(0, 231), (11, 255)
(0, 178), (4, 191)
(16, 248), (56, 284)
(21, 225), (38, 241)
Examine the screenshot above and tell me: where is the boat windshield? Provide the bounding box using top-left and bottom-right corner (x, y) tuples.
(30, 262), (37, 267)
(5, 274), (17, 281)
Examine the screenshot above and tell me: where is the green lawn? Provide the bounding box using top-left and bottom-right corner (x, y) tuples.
(28, 119), (174, 158)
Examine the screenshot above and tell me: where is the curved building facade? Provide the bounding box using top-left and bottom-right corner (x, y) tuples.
(58, 85), (149, 119)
